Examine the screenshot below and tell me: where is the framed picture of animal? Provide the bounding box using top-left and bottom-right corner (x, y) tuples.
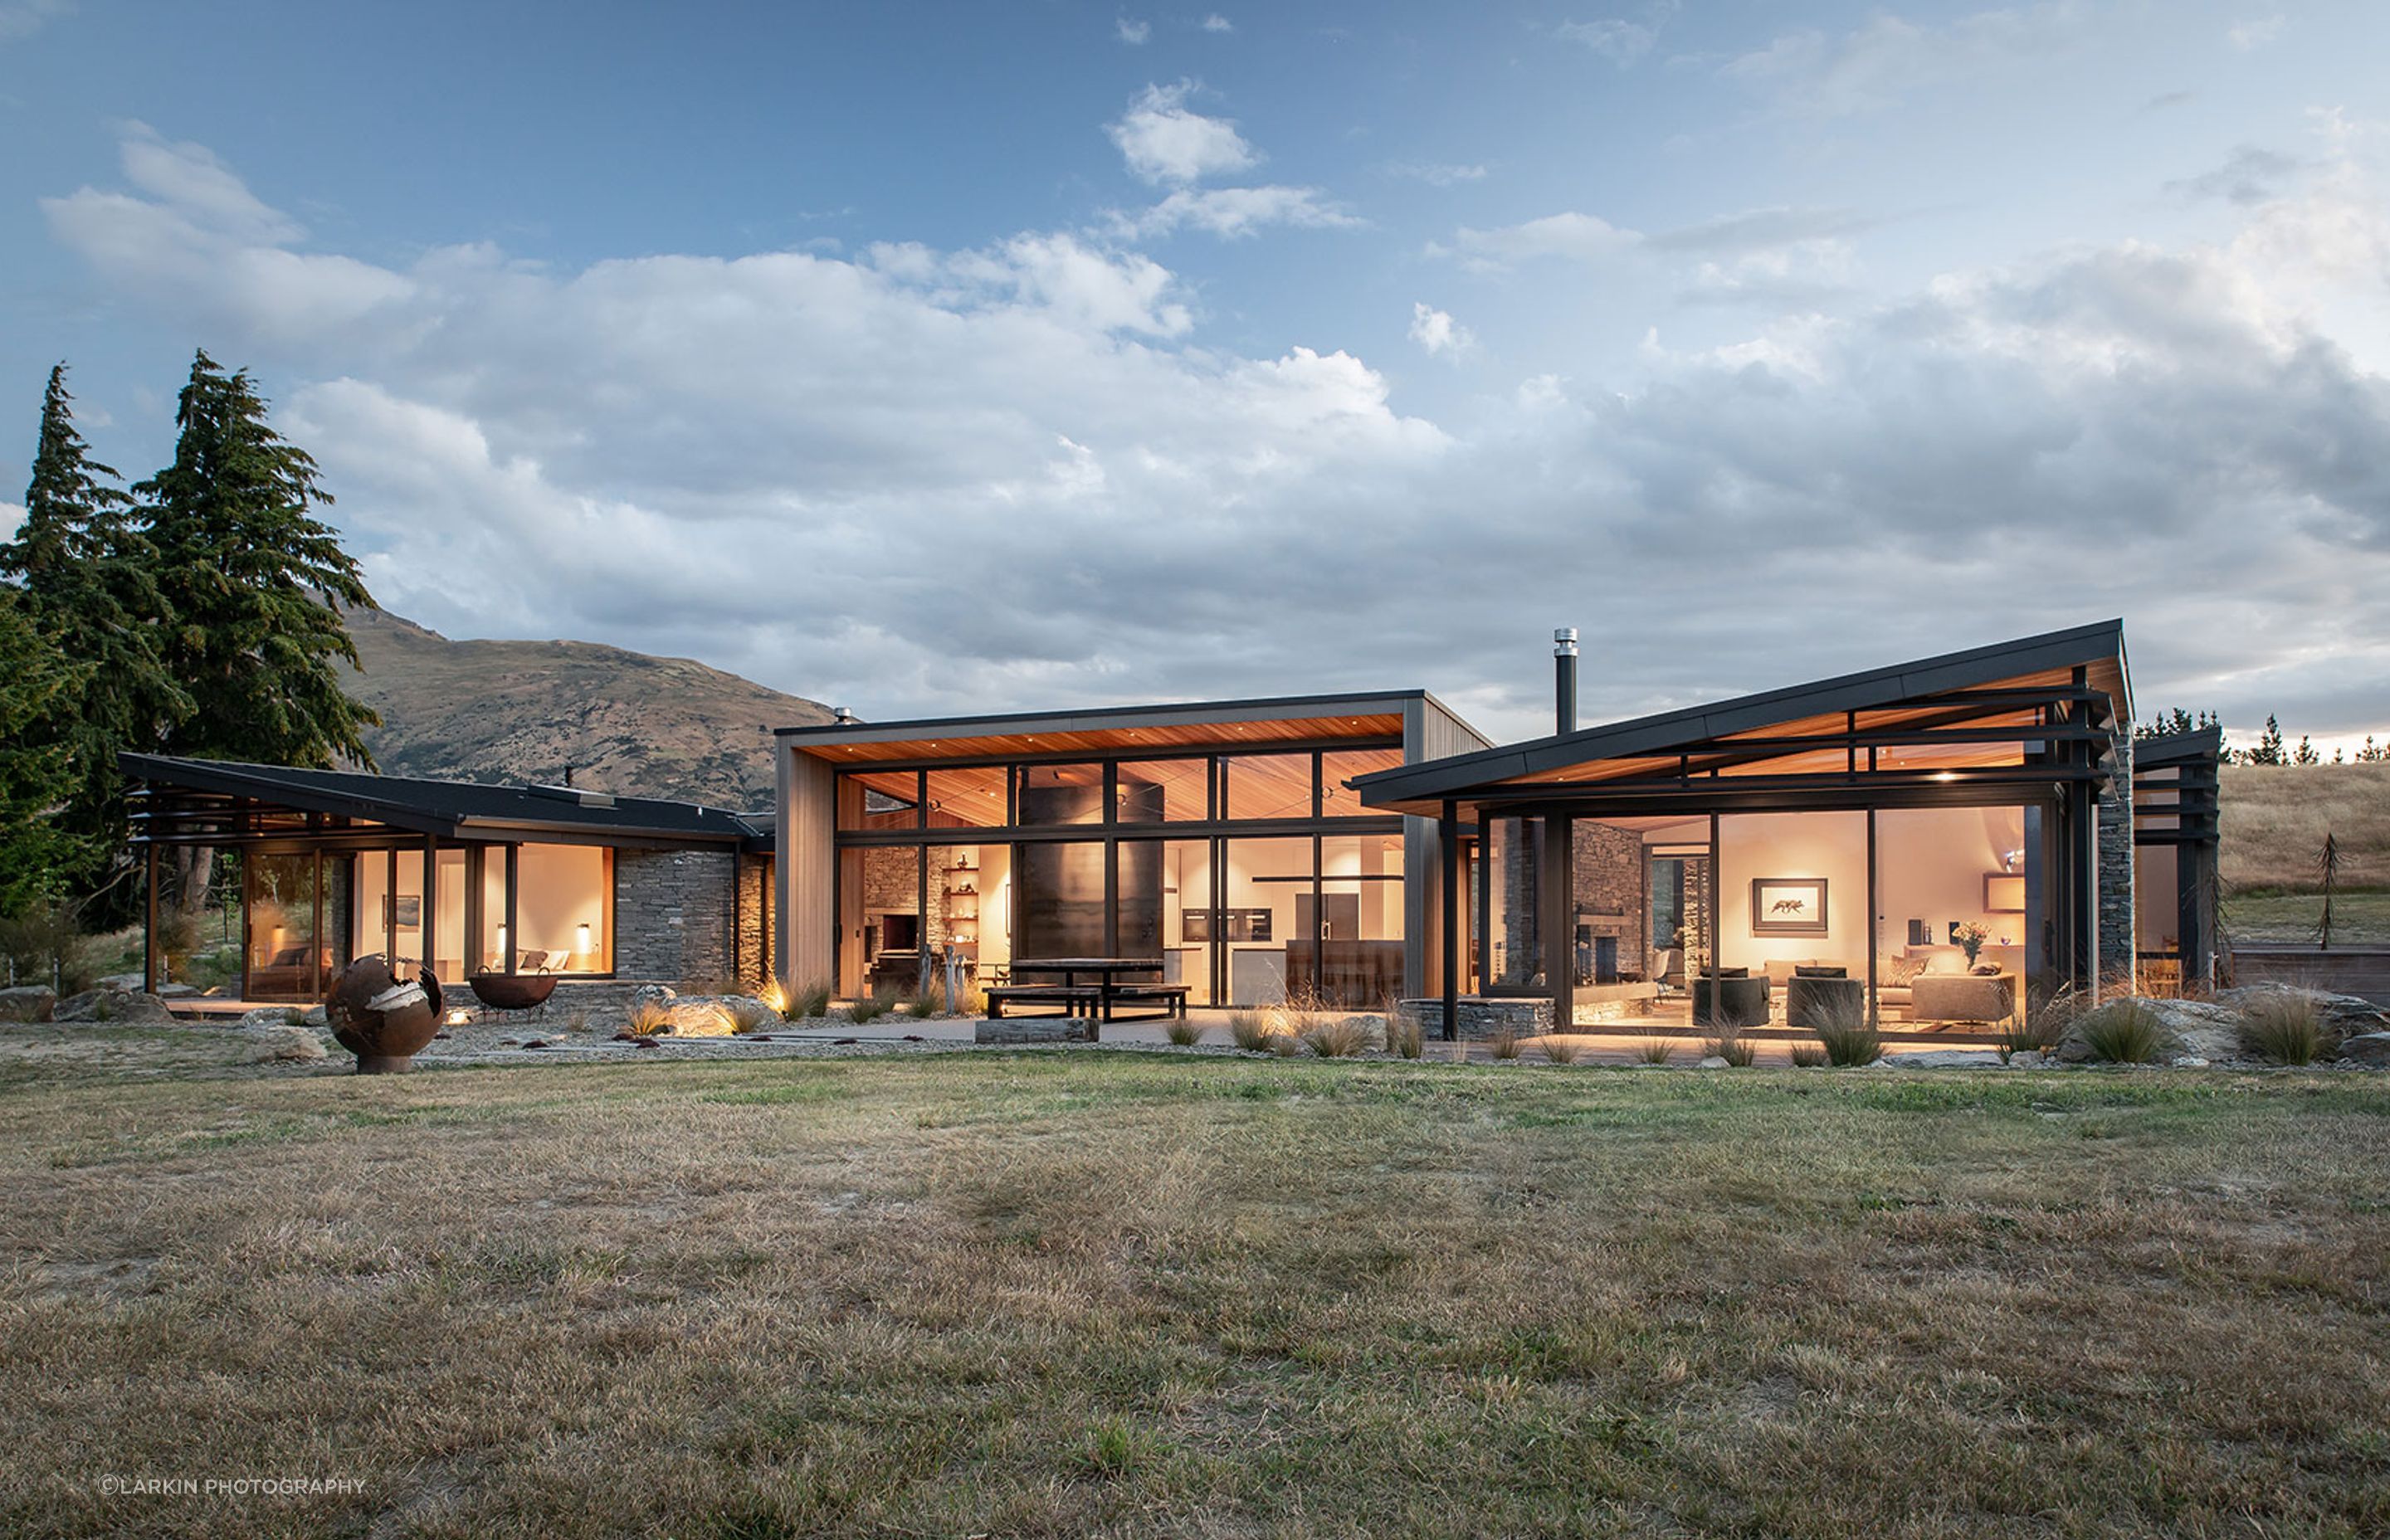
(1750, 877), (1828, 936)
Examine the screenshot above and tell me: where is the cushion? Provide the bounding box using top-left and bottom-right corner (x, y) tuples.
(1885, 954), (1929, 986)
(1795, 965), (1846, 978)
(1971, 963), (2001, 977)
(1713, 966), (1749, 978)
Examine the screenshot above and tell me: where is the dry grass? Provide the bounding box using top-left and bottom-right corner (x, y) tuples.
(3, 1028), (2390, 1538)
(2222, 762), (2390, 893)
(1383, 1009), (1425, 1060)
(1485, 1023), (1523, 1060)
(1536, 1034), (1583, 1065)
(2240, 992), (2336, 1066)
(1635, 1037), (1677, 1065)
(1704, 1025), (1756, 1067)
(1299, 1016), (1373, 1059)
(1161, 1018), (1205, 1048)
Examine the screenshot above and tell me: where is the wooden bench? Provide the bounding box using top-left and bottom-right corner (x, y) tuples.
(1101, 983), (1191, 1022)
(984, 984), (1098, 1020)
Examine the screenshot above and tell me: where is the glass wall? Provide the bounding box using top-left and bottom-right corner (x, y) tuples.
(1224, 754), (1316, 821)
(1483, 816), (1545, 994)
(1319, 832), (1404, 1007)
(1120, 760), (1209, 821)
(1018, 765), (1105, 824)
(1222, 836), (1311, 1004)
(515, 845), (612, 973)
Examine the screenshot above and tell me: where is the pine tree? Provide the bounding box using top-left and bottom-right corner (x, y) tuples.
(2294, 735), (2320, 766)
(2250, 715), (2286, 765)
(0, 364), (185, 898)
(0, 582), (85, 917)
(132, 350), (379, 915)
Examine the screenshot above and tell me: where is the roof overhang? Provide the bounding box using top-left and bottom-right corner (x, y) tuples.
(779, 690), (1440, 767)
(1356, 620), (2131, 817)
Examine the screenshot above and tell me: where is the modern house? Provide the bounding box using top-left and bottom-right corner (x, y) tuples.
(124, 755), (774, 1009)
(771, 619), (2221, 1034)
(123, 618), (2220, 1036)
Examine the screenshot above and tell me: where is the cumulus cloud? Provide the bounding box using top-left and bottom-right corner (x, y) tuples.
(0, 0), (68, 44)
(1106, 80), (1257, 184)
(41, 124), (2390, 743)
(2165, 144), (2307, 207)
(1115, 16), (1149, 44)
(1201, 13), (1232, 33)
(1437, 211), (1636, 271)
(1724, 2), (2086, 116)
(1436, 204), (1867, 277)
(1384, 161), (1488, 187)
(1407, 303), (1474, 358)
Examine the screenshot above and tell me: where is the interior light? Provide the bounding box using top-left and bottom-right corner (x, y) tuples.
(576, 923), (593, 954)
(1933, 772), (1960, 782)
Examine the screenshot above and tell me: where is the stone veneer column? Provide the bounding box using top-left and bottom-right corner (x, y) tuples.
(613, 847), (739, 987)
(2095, 730), (2136, 993)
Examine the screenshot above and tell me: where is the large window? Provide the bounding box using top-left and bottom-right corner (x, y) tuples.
(515, 844), (612, 974)
(1224, 754), (1315, 821)
(1018, 765), (1105, 825)
(1118, 759), (1208, 821)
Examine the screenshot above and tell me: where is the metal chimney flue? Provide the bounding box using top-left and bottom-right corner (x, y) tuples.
(1554, 628), (1579, 735)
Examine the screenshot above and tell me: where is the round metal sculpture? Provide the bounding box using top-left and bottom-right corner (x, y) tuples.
(324, 954), (443, 1074)
(468, 971), (557, 1015)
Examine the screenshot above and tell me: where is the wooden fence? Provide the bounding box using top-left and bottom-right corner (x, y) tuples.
(2227, 944), (2390, 1005)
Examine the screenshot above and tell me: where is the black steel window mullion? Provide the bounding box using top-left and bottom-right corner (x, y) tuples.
(310, 850), (325, 1000)
(505, 845), (520, 976)
(384, 848), (398, 963)
(1313, 751), (1324, 818)
(1310, 832), (1324, 1001)
(1213, 836), (1227, 1005)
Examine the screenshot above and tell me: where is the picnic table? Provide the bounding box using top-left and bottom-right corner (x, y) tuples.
(991, 958), (1187, 1023)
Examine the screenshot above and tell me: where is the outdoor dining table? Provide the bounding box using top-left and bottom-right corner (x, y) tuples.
(1007, 958), (1168, 1022)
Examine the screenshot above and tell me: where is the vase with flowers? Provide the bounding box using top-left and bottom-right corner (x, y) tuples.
(1953, 921), (1990, 968)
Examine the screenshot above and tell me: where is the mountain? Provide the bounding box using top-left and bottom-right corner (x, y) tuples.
(341, 607), (834, 809)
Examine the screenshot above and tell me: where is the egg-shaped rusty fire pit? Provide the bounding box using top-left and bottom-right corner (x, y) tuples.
(324, 954), (442, 1074)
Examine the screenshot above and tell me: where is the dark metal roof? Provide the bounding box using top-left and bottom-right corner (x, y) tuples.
(776, 688), (1454, 747)
(1354, 619), (2131, 807)
(2133, 726), (2223, 768)
(120, 753), (769, 846)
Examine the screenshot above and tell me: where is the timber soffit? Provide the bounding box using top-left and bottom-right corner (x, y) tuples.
(1352, 619), (2131, 807)
(119, 753), (766, 846)
(775, 688), (1481, 758)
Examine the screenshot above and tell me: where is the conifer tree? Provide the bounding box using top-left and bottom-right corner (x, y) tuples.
(0, 364), (184, 897)
(2294, 735), (2320, 766)
(2250, 715), (2286, 765)
(0, 582), (84, 917)
(132, 350), (379, 914)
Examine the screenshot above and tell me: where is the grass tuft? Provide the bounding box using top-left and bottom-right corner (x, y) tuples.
(1162, 1018), (1204, 1048)
(782, 979), (835, 1021)
(1385, 1008), (1425, 1060)
(1791, 1044), (1827, 1068)
(1227, 1009), (1274, 1053)
(2240, 992), (2334, 1065)
(1486, 1024), (1523, 1060)
(1812, 997), (1883, 1067)
(1537, 1035), (1583, 1065)
(2075, 999), (2170, 1064)
(844, 985), (899, 1026)
(1634, 1037), (1676, 1065)
(1300, 1016), (1373, 1058)
(1704, 1025), (1755, 1067)
(627, 995), (672, 1036)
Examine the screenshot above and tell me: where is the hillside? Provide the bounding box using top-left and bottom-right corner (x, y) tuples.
(2219, 762), (2390, 893)
(342, 607), (834, 809)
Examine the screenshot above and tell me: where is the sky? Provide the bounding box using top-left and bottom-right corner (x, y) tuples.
(2, 0), (2387, 753)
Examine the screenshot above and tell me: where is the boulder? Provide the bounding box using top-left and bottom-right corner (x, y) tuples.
(1883, 1049), (2004, 1069)
(637, 992), (776, 1036)
(2137, 997), (2245, 1062)
(2339, 1032), (2390, 1067)
(1696, 1055), (1729, 1070)
(0, 984), (56, 1023)
(239, 1006), (308, 1029)
(976, 1016), (1097, 1045)
(2217, 984), (2390, 1041)
(249, 1025), (328, 1063)
(53, 988), (177, 1024)
(2006, 1050), (2050, 1069)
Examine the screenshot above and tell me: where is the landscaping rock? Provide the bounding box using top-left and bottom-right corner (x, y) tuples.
(2217, 984), (2389, 1040)
(249, 1025), (327, 1063)
(238, 1006), (307, 1029)
(2007, 1050), (2049, 1069)
(96, 972), (196, 999)
(2339, 1032), (2390, 1067)
(643, 994), (775, 1036)
(1883, 1049), (2005, 1069)
(976, 1016), (1098, 1045)
(53, 988), (177, 1024)
(2137, 997), (2245, 1062)
(1696, 1055), (1729, 1070)
(0, 984), (56, 1022)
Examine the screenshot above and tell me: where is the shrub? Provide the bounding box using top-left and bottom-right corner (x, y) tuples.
(1812, 997), (1882, 1067)
(1267, 1031), (1303, 1057)
(1300, 1016), (1373, 1057)
(845, 986), (898, 1026)
(0, 902), (102, 995)
(1486, 1024), (1523, 1060)
(783, 979), (835, 1021)
(1538, 1035), (1582, 1065)
(2239, 992), (2333, 1065)
(1791, 1044), (1827, 1068)
(1162, 1017), (1204, 1047)
(1227, 1009), (1274, 1053)
(1635, 1037), (1675, 1065)
(627, 995), (672, 1036)
(1704, 1026), (1755, 1067)
(1385, 1007), (1425, 1060)
(2001, 982), (2076, 1060)
(2075, 999), (2169, 1064)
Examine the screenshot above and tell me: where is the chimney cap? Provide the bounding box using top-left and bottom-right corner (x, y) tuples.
(831, 706), (857, 725)
(1554, 627), (1579, 653)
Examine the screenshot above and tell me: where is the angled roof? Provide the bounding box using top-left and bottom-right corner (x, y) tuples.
(121, 753), (768, 846)
(779, 688), (1475, 765)
(2133, 726), (2222, 769)
(1354, 619), (2130, 811)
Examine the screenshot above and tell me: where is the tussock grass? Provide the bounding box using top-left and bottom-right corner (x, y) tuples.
(1161, 1018), (1204, 1048)
(626, 995), (671, 1036)
(1790, 1044), (1827, 1068)
(844, 985), (899, 1026)
(1485, 1024), (1523, 1060)
(6, 1034), (2389, 1537)
(2222, 762), (2390, 894)
(1537, 1035), (1583, 1065)
(1635, 1037), (1677, 1065)
(2075, 999), (2171, 1064)
(1226, 1009), (1273, 1054)
(1300, 1016), (1373, 1058)
(1384, 1009), (1425, 1060)
(2241, 992), (2335, 1065)
(1705, 1025), (1755, 1067)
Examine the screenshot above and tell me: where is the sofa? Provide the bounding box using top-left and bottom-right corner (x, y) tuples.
(1785, 970), (1865, 1029)
(1693, 972), (1770, 1028)
(1910, 972), (2017, 1024)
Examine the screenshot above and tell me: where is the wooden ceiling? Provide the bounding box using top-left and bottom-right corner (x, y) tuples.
(795, 711), (1406, 767)
(841, 744), (1404, 829)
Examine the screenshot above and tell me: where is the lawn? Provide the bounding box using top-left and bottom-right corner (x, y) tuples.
(2227, 887), (2390, 946)
(5, 1030), (2389, 1538)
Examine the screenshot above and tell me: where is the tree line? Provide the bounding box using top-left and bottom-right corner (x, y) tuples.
(1, 353), (378, 938)
(2135, 708), (2387, 767)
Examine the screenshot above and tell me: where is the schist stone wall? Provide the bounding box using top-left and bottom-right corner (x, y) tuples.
(1570, 821), (1647, 978)
(735, 855), (773, 991)
(2098, 731), (2136, 992)
(614, 847), (740, 987)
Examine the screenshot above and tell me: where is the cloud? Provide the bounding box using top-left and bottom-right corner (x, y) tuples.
(1105, 80), (1258, 185)
(0, 0), (68, 44)
(1723, 2), (2087, 116)
(2140, 89), (2197, 114)
(1115, 16), (1149, 44)
(1408, 303), (1475, 358)
(1646, 206), (1877, 253)
(1436, 204), (1867, 275)
(2165, 144), (2307, 207)
(1437, 211), (1636, 271)
(1384, 161), (1488, 188)
(2228, 15), (2285, 51)
(0, 501), (22, 540)
(1115, 184), (1360, 240)
(1201, 13), (1233, 33)
(1556, 2), (1677, 66)
(41, 125), (2390, 743)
